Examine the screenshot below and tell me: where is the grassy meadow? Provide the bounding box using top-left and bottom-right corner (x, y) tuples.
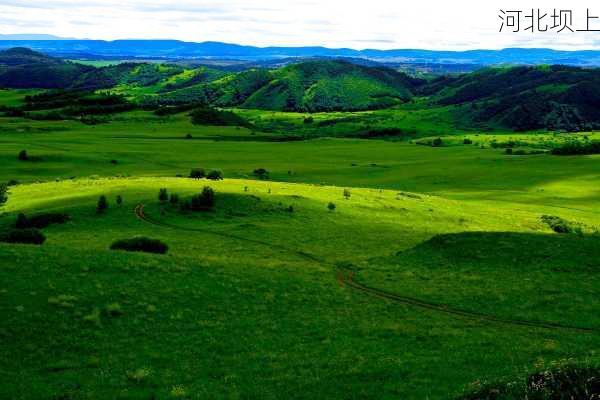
(0, 87), (599, 399)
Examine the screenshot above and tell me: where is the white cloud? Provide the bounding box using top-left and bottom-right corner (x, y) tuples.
(1, 0), (600, 49)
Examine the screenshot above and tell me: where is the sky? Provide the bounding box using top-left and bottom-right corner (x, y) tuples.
(2, 0), (600, 50)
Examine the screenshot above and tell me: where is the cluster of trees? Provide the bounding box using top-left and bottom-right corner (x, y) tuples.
(189, 168), (223, 180)
(2, 90), (134, 122)
(551, 140), (600, 155)
(160, 186), (216, 212)
(189, 108), (252, 128)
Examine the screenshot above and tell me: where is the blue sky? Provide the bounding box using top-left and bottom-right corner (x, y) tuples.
(2, 0), (600, 49)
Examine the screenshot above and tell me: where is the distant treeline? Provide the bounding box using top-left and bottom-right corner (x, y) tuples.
(551, 140), (600, 155)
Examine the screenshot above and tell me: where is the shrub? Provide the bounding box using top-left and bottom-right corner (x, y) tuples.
(253, 168), (269, 180)
(185, 133), (193, 139)
(96, 195), (108, 214)
(7, 179), (18, 186)
(169, 193), (179, 205)
(458, 364), (600, 400)
(304, 116), (314, 124)
(505, 147), (513, 155)
(189, 168), (205, 179)
(190, 186), (215, 211)
(541, 215), (582, 234)
(0, 228), (46, 245)
(343, 189), (351, 199)
(15, 212), (70, 229)
(15, 213), (28, 229)
(432, 138), (443, 147)
(0, 183), (7, 206)
(206, 170), (223, 181)
(110, 237), (168, 254)
(158, 188), (169, 202)
(116, 195), (123, 206)
(328, 202), (336, 211)
(463, 138), (473, 144)
(110, 159), (118, 164)
(18, 150), (28, 161)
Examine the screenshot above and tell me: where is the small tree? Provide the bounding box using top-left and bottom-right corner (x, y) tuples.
(189, 168), (205, 179)
(190, 186), (215, 210)
(18, 150), (28, 161)
(158, 188), (169, 202)
(97, 195), (108, 214)
(169, 193), (179, 205)
(328, 202), (336, 212)
(343, 189), (351, 200)
(206, 170), (223, 181)
(253, 168), (269, 180)
(116, 195), (123, 206)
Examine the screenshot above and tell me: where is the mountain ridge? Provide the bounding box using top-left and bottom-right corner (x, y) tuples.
(2, 39), (600, 65)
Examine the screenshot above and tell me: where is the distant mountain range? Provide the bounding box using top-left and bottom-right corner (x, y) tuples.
(2, 36), (600, 66)
(3, 47), (600, 132)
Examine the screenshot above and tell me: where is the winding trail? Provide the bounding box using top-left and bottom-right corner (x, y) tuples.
(134, 203), (599, 335)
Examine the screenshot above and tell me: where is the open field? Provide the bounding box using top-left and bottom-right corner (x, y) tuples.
(1, 87), (599, 399)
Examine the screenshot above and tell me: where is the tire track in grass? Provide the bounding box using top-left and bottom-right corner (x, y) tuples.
(336, 270), (599, 334)
(134, 203), (599, 334)
(134, 203), (322, 263)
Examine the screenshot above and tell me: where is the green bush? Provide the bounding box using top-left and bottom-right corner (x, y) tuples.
(15, 212), (70, 229)
(96, 195), (108, 214)
(253, 168), (269, 180)
(0, 183), (7, 206)
(116, 195), (123, 206)
(463, 138), (473, 144)
(541, 215), (582, 234)
(169, 194), (179, 205)
(432, 138), (443, 147)
(18, 150), (28, 161)
(158, 188), (169, 202)
(458, 364), (600, 400)
(206, 170), (223, 181)
(110, 237), (168, 254)
(189, 168), (205, 179)
(0, 228), (46, 245)
(190, 186), (215, 211)
(328, 202), (336, 211)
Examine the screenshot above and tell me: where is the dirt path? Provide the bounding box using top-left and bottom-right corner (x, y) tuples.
(336, 270), (598, 334)
(134, 203), (598, 335)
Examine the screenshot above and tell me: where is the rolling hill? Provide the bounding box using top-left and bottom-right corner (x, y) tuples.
(424, 65), (600, 131)
(4, 47), (600, 131)
(0, 47), (93, 89)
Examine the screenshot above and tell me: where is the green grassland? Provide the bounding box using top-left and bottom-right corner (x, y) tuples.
(1, 175), (599, 399)
(1, 74), (600, 400)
